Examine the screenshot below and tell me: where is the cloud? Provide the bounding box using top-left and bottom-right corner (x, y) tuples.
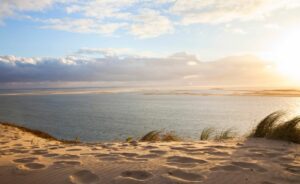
(129, 9), (174, 38)
(0, 50), (284, 87)
(41, 18), (127, 35)
(76, 48), (161, 58)
(65, 0), (135, 20)
(224, 24), (247, 35)
(1, 0), (300, 37)
(0, 0), (69, 24)
(171, 0), (300, 25)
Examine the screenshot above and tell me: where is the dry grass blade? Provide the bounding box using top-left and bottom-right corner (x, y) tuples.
(161, 131), (181, 141)
(270, 116), (300, 143)
(140, 130), (181, 142)
(139, 130), (161, 142)
(214, 128), (236, 141)
(200, 127), (215, 140)
(252, 111), (284, 137)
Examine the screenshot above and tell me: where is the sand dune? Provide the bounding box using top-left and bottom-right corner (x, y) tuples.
(0, 124), (299, 184)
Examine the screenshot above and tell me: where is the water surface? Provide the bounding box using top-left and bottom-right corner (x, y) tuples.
(0, 90), (299, 141)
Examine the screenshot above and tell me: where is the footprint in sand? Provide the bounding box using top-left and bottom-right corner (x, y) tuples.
(205, 145), (229, 149)
(57, 154), (80, 160)
(278, 156), (295, 162)
(80, 153), (98, 156)
(42, 153), (60, 158)
(124, 157), (148, 162)
(24, 163), (46, 169)
(281, 163), (300, 174)
(13, 157), (38, 163)
(66, 148), (82, 152)
(149, 150), (167, 155)
(208, 151), (230, 156)
(121, 170), (153, 181)
(187, 151), (205, 156)
(180, 143), (194, 146)
(170, 146), (189, 151)
(207, 157), (229, 161)
(263, 152), (283, 157)
(95, 154), (123, 161)
(166, 156), (207, 168)
(142, 145), (158, 150)
(120, 152), (139, 158)
(210, 164), (241, 171)
(231, 161), (267, 172)
(32, 149), (48, 155)
(69, 170), (99, 184)
(48, 147), (60, 150)
(245, 152), (265, 158)
(13, 143), (23, 147)
(248, 148), (267, 153)
(167, 169), (204, 182)
(90, 147), (102, 151)
(197, 148), (217, 152)
(53, 160), (81, 166)
(167, 156), (207, 164)
(184, 148), (206, 153)
(9, 148), (29, 154)
(137, 153), (160, 159)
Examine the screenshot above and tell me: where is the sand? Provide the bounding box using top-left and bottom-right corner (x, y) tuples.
(0, 124), (299, 184)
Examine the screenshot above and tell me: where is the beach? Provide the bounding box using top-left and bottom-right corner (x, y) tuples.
(0, 123), (299, 184)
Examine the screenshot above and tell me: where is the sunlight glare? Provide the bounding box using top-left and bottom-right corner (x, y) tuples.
(264, 27), (300, 81)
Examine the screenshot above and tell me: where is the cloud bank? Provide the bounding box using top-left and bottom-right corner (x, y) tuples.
(1, 0), (300, 37)
(0, 50), (285, 87)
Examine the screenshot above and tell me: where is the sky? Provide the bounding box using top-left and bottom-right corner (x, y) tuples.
(1, 0), (300, 89)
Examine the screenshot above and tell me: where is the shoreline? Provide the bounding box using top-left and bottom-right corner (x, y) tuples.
(1, 88), (300, 97)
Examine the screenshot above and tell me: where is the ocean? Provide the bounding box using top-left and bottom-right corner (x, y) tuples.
(0, 89), (299, 142)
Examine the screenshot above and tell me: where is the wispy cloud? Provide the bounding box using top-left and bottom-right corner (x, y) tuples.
(129, 9), (174, 38)
(40, 18), (127, 35)
(171, 0), (300, 25)
(0, 0), (68, 24)
(1, 0), (299, 38)
(76, 48), (161, 58)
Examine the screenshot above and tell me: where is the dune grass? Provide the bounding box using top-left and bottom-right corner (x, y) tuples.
(270, 116), (300, 143)
(200, 127), (236, 141)
(252, 112), (300, 143)
(161, 131), (182, 141)
(140, 130), (161, 142)
(140, 130), (181, 142)
(200, 127), (215, 140)
(0, 122), (80, 144)
(252, 111), (284, 137)
(214, 128), (236, 141)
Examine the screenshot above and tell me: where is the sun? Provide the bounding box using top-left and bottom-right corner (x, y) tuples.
(265, 28), (300, 81)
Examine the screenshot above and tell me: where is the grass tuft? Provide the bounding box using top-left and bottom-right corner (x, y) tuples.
(252, 112), (300, 143)
(214, 128), (236, 141)
(140, 130), (161, 142)
(269, 116), (300, 143)
(200, 127), (215, 140)
(161, 131), (181, 141)
(140, 130), (181, 142)
(252, 111), (284, 137)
